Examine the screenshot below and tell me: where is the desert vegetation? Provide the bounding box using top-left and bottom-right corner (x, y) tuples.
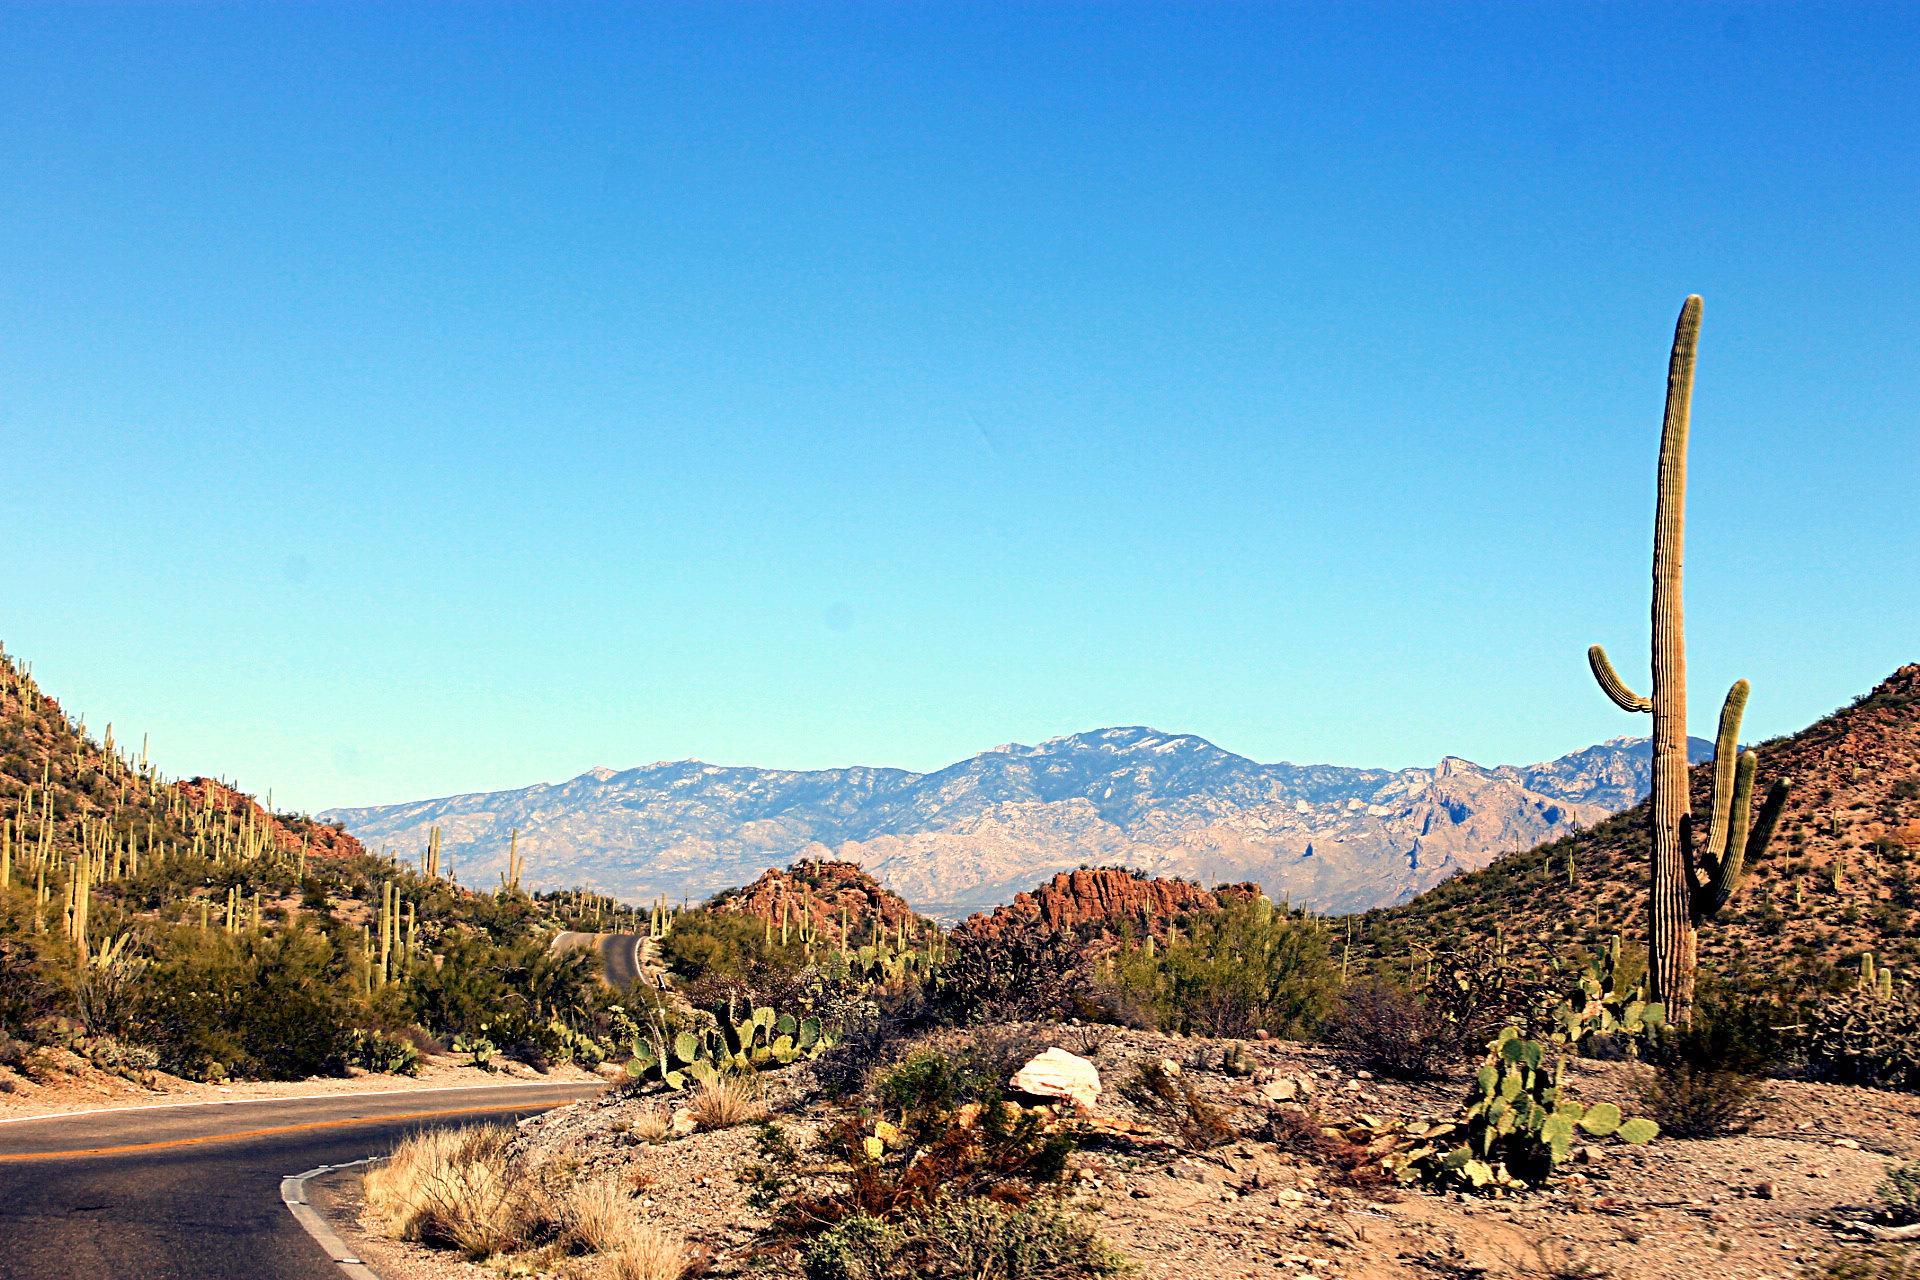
(0, 646), (668, 1092)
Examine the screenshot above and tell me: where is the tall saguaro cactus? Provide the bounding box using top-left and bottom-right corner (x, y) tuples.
(1588, 295), (1791, 1025)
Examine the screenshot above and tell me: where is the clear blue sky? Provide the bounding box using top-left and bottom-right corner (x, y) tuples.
(2, 4), (1914, 812)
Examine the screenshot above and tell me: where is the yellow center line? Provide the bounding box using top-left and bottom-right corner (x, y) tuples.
(0, 1099), (575, 1163)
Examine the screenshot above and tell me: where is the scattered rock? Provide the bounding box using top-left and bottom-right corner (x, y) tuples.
(1011, 1047), (1102, 1111)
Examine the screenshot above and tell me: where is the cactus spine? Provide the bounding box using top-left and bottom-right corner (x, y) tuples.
(1588, 295), (1791, 1024)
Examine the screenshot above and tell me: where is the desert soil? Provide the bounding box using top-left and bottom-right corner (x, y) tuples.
(327, 1025), (1920, 1280)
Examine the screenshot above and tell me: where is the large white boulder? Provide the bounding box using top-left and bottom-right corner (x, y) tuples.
(1010, 1047), (1102, 1111)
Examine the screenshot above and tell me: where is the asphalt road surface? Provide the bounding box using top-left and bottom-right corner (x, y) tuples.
(551, 930), (650, 989)
(0, 1081), (601, 1280)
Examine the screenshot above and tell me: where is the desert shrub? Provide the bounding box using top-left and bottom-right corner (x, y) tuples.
(1803, 980), (1920, 1091)
(800, 1194), (1128, 1280)
(0, 927), (64, 1037)
(348, 1028), (421, 1075)
(1880, 1162), (1920, 1226)
(932, 929), (1089, 1025)
(1637, 990), (1774, 1137)
(407, 933), (600, 1061)
(1635, 1056), (1765, 1138)
(134, 921), (355, 1079)
(751, 1083), (1075, 1254)
(1265, 1106), (1397, 1197)
(1118, 1056), (1232, 1150)
(1107, 898), (1338, 1038)
(1330, 979), (1464, 1080)
(810, 980), (930, 1098)
(661, 908), (803, 991)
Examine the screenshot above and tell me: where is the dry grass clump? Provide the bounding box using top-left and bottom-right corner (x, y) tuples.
(624, 1103), (673, 1142)
(364, 1125), (548, 1257)
(600, 1223), (696, 1280)
(689, 1074), (766, 1131)
(366, 1124), (693, 1276)
(560, 1179), (695, 1280)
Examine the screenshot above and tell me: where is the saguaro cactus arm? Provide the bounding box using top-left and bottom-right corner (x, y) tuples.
(1696, 771), (1790, 918)
(1702, 680), (1751, 865)
(1589, 645), (1653, 713)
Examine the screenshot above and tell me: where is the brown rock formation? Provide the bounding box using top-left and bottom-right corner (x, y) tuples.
(956, 867), (1259, 943)
(713, 859), (921, 941)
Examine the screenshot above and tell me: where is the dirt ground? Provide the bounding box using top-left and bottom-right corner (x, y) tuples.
(324, 1025), (1920, 1280)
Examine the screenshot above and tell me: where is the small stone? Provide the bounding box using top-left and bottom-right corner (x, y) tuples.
(1253, 1029), (1272, 1042)
(1159, 1057), (1183, 1078)
(1835, 1138), (1862, 1150)
(1261, 1078), (1300, 1103)
(1754, 1181), (1777, 1200)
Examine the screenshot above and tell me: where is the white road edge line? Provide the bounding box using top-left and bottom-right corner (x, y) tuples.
(282, 1159), (384, 1280)
(0, 1079), (600, 1126)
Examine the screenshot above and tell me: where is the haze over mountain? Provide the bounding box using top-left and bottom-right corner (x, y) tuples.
(322, 729), (1709, 918)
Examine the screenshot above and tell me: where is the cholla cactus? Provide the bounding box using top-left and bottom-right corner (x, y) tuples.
(1587, 295), (1791, 1024)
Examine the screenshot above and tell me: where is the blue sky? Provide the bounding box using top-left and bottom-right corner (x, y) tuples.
(2, 4), (1914, 812)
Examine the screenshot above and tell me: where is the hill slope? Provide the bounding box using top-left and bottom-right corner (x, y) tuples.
(1362, 664), (1920, 982)
(324, 730), (1707, 918)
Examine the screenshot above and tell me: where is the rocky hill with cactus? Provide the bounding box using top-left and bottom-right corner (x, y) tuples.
(1362, 663), (1920, 985)
(954, 866), (1259, 943)
(323, 729), (1709, 920)
(709, 859), (923, 932)
(0, 643), (623, 1087)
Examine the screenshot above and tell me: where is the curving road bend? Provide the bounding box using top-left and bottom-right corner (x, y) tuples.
(0, 1081), (601, 1279)
(551, 930), (652, 989)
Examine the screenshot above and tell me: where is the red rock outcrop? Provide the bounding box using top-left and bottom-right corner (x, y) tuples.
(715, 859), (921, 939)
(956, 867), (1259, 943)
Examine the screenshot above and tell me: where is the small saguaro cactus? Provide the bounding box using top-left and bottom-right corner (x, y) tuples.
(1588, 295), (1792, 1025)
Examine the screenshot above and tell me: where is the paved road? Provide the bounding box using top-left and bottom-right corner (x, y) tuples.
(552, 930), (651, 989)
(0, 1081), (601, 1280)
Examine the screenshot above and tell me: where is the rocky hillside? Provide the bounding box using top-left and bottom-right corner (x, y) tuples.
(1364, 664), (1920, 983)
(0, 649), (362, 876)
(954, 867), (1258, 943)
(710, 859), (922, 932)
(324, 730), (1708, 918)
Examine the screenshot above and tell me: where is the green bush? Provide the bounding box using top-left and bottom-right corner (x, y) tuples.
(135, 922), (355, 1080)
(348, 1029), (422, 1075)
(1636, 988), (1774, 1137)
(1107, 898), (1338, 1038)
(1880, 1162), (1920, 1226)
(661, 908), (803, 988)
(801, 1195), (1129, 1280)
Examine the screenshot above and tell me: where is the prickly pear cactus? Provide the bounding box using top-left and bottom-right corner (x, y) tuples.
(1381, 1028), (1659, 1194)
(1549, 937), (1667, 1052)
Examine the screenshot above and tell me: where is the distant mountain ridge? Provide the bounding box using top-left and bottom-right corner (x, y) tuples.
(321, 729), (1709, 918)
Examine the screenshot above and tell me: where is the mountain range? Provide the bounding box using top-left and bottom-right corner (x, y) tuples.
(321, 729), (1710, 918)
